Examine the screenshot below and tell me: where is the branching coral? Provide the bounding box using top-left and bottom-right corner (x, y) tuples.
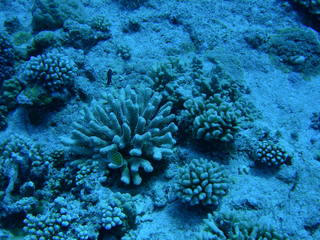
(182, 94), (242, 142)
(18, 50), (77, 108)
(176, 158), (229, 206)
(148, 58), (187, 111)
(23, 51), (76, 93)
(63, 86), (178, 185)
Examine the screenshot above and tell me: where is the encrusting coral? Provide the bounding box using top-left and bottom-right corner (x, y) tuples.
(63, 86), (178, 185)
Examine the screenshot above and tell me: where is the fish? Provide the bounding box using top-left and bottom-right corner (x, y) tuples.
(108, 151), (124, 169)
(107, 69), (112, 85)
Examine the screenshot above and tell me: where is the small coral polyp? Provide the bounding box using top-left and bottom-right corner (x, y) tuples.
(64, 86), (178, 185)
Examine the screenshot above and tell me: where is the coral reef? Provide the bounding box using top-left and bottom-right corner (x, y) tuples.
(89, 15), (111, 32)
(0, 77), (23, 110)
(255, 140), (292, 167)
(75, 160), (108, 188)
(63, 86), (178, 185)
(0, 106), (8, 131)
(197, 212), (289, 240)
(101, 202), (126, 230)
(176, 158), (229, 206)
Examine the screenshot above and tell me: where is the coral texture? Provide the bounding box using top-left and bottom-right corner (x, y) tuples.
(64, 86), (178, 185)
(176, 158), (229, 206)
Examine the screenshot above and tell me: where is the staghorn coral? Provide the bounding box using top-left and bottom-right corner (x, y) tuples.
(63, 86), (178, 185)
(176, 158), (229, 206)
(197, 212), (289, 240)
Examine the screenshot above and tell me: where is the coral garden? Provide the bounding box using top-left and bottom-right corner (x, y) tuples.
(0, 0), (319, 239)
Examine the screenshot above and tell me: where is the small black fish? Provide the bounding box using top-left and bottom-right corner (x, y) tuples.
(107, 69), (112, 85)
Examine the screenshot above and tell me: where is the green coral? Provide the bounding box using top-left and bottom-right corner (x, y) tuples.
(197, 212), (289, 240)
(63, 86), (178, 185)
(176, 158), (229, 206)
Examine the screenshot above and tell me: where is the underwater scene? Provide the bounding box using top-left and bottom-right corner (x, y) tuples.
(0, 0), (320, 239)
